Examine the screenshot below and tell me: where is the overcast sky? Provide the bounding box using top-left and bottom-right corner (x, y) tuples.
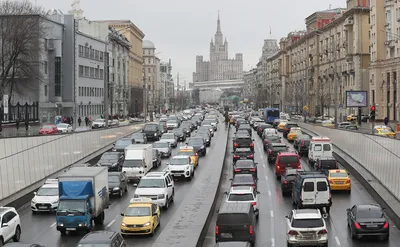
(36, 0), (344, 86)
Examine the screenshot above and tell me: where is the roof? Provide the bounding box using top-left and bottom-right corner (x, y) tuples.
(79, 231), (118, 244)
(293, 209), (321, 219)
(278, 152), (297, 156)
(229, 186), (254, 193)
(328, 169), (347, 174)
(172, 155), (190, 159)
(143, 40), (155, 49)
(355, 204), (382, 211)
(0, 207), (11, 214)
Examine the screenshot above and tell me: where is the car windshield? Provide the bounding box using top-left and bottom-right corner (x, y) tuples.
(153, 142), (169, 148)
(356, 209), (383, 219)
(279, 156), (299, 164)
(42, 125), (54, 129)
(202, 121), (212, 125)
(379, 129), (392, 133)
(272, 146), (287, 152)
(290, 130), (302, 134)
(100, 153), (119, 160)
(167, 120), (177, 124)
(94, 119), (105, 123)
(125, 207), (150, 217)
(123, 160), (143, 167)
(144, 124), (158, 131)
(292, 218), (324, 228)
(161, 134), (174, 139)
(228, 193), (254, 201)
(115, 139), (132, 146)
(57, 200), (85, 212)
(108, 175), (120, 183)
(177, 150), (195, 156)
(267, 110), (279, 117)
(37, 187), (58, 196)
(132, 133), (144, 139)
(188, 139), (203, 145)
(170, 158), (188, 165)
(57, 124), (68, 128)
(138, 178), (165, 188)
(267, 136), (280, 141)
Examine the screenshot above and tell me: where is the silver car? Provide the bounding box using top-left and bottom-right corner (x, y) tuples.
(153, 141), (172, 157)
(160, 133), (178, 147)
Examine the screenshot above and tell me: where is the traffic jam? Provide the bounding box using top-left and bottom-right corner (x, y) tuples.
(3, 108), (221, 247)
(214, 108), (391, 247)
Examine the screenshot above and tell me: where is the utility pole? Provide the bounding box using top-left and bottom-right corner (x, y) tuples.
(176, 72), (179, 112)
(304, 40), (308, 123)
(144, 75), (147, 122)
(104, 45), (109, 127)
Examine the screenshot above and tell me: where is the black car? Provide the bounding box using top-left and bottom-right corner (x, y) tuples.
(238, 124), (252, 137)
(78, 231), (127, 246)
(282, 122), (299, 138)
(235, 119), (248, 129)
(158, 123), (168, 134)
(257, 123), (274, 137)
(293, 135), (310, 149)
(314, 156), (338, 173)
(233, 160), (258, 179)
(195, 133), (211, 147)
(296, 138), (311, 156)
(233, 134), (254, 151)
(112, 138), (132, 152)
(131, 132), (147, 144)
(231, 174), (258, 191)
(267, 143), (288, 163)
(143, 123), (161, 141)
(173, 128), (186, 141)
(187, 137), (207, 156)
(347, 204), (389, 241)
(232, 148), (254, 162)
(181, 125), (192, 137)
(281, 168), (301, 196)
(197, 127), (212, 139)
(152, 149), (162, 168)
(97, 151), (124, 171)
(272, 119), (281, 128)
(108, 172), (128, 197)
(263, 135), (281, 151)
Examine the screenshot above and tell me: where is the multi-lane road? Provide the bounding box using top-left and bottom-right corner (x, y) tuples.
(202, 125), (400, 247)
(16, 120), (227, 247)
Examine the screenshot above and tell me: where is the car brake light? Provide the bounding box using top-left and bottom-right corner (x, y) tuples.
(234, 155), (239, 158)
(269, 150), (272, 154)
(195, 153), (198, 156)
(264, 140), (269, 144)
(328, 179), (333, 184)
(283, 180), (288, 184)
(259, 128), (262, 132)
(252, 184), (256, 188)
(318, 229), (328, 234)
(384, 222), (389, 228)
(249, 225), (253, 235)
(251, 202), (256, 206)
(301, 140), (305, 146)
(288, 230), (298, 235)
(346, 179), (351, 184)
(250, 168), (256, 172)
(250, 143), (254, 147)
(248, 154), (253, 158)
(354, 222), (361, 229)
(234, 169), (241, 172)
(234, 143), (238, 147)
(215, 226), (219, 234)
(277, 139), (281, 143)
(277, 165), (280, 170)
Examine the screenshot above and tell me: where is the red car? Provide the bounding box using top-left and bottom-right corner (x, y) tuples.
(39, 124), (58, 134)
(275, 152), (301, 179)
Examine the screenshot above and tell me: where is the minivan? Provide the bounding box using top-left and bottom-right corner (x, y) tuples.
(275, 152), (301, 179)
(216, 202), (256, 246)
(292, 171), (332, 214)
(308, 137), (333, 165)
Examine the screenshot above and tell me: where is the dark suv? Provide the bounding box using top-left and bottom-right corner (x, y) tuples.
(232, 148), (254, 162)
(267, 143), (288, 163)
(78, 231), (126, 247)
(97, 151), (124, 171)
(143, 123), (161, 141)
(314, 156), (338, 173)
(283, 122), (299, 138)
(233, 134), (254, 151)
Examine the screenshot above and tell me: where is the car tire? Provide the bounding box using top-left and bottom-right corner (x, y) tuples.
(350, 228), (356, 239)
(125, 185), (128, 192)
(13, 226), (21, 242)
(287, 242), (293, 247)
(119, 189), (123, 198)
(163, 197), (169, 210)
(60, 230), (66, 236)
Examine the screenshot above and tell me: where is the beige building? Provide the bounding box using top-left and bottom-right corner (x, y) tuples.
(142, 40), (160, 113)
(243, 69), (257, 99)
(370, 0), (400, 121)
(264, 1), (370, 120)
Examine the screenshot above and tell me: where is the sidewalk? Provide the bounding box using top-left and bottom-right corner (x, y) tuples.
(0, 125), (40, 138)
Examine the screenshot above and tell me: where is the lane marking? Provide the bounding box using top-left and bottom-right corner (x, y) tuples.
(265, 175), (268, 181)
(263, 164), (266, 168)
(268, 190), (271, 196)
(270, 210), (274, 218)
(106, 219), (116, 228)
(335, 236), (341, 246)
(271, 237), (275, 247)
(50, 222), (56, 228)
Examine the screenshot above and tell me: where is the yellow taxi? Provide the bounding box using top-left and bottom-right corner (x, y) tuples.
(120, 198), (160, 236)
(177, 146), (199, 168)
(328, 169), (351, 192)
(277, 121), (288, 132)
(373, 125), (396, 138)
(346, 114), (357, 121)
(321, 120), (334, 128)
(287, 127), (302, 142)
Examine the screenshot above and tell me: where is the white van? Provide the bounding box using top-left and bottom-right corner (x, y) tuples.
(123, 144), (153, 184)
(308, 137), (332, 165)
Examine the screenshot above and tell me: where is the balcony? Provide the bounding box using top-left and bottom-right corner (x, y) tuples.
(385, 0), (394, 8)
(344, 17), (354, 27)
(385, 39), (395, 48)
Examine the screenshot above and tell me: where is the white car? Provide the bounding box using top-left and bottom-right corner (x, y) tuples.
(56, 123), (73, 133)
(166, 155), (194, 180)
(133, 171), (175, 209)
(225, 186), (259, 218)
(0, 207), (21, 245)
(31, 179), (59, 212)
(160, 133), (178, 148)
(285, 209), (328, 247)
(92, 119), (106, 129)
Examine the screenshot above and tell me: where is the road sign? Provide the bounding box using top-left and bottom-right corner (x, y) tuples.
(303, 106), (309, 112)
(339, 103), (343, 108)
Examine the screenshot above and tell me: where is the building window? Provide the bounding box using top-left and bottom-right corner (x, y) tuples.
(95, 68), (99, 78)
(95, 50), (99, 60)
(90, 67), (95, 78)
(44, 61), (48, 74)
(90, 48), (94, 59)
(79, 87), (82, 96)
(148, 67), (151, 73)
(79, 45), (84, 57)
(79, 65), (84, 77)
(100, 52), (104, 61)
(84, 47), (89, 57)
(100, 69), (104, 79)
(118, 60), (120, 69)
(54, 57), (61, 96)
(84, 66), (89, 77)
(44, 85), (48, 96)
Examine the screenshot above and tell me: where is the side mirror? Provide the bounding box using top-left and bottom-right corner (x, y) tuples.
(252, 139), (255, 141)
(121, 213), (124, 216)
(346, 208), (350, 212)
(2, 223), (8, 228)
(216, 208), (220, 213)
(229, 178), (233, 181)
(254, 162), (258, 165)
(257, 191), (260, 194)
(284, 215), (289, 219)
(168, 183), (173, 187)
(33, 192), (37, 195)
(223, 191), (228, 195)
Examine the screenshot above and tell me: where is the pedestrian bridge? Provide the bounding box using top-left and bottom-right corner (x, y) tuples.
(193, 79), (244, 90)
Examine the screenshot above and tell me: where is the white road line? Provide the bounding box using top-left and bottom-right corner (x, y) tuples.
(335, 236), (341, 246)
(270, 210), (274, 218)
(271, 237), (275, 247)
(50, 222), (56, 228)
(263, 164), (266, 168)
(268, 190), (271, 196)
(265, 175), (268, 181)
(106, 219), (116, 228)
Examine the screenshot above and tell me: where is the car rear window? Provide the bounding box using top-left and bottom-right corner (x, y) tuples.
(279, 156), (299, 164)
(292, 218), (324, 228)
(330, 172), (347, 178)
(228, 193), (254, 201)
(303, 182), (314, 192)
(320, 160), (337, 169)
(287, 124), (299, 128)
(272, 146), (287, 152)
(323, 144), (331, 151)
(317, 181), (328, 191)
(217, 213), (250, 225)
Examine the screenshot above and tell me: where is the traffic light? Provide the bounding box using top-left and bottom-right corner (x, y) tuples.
(370, 105), (376, 120)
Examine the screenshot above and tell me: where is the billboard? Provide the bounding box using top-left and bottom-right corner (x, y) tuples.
(345, 91), (367, 107)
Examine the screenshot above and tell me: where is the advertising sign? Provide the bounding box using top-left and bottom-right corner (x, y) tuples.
(345, 91), (367, 107)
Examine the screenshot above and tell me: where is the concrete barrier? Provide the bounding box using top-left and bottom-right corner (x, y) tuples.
(152, 124), (230, 247)
(0, 124), (143, 205)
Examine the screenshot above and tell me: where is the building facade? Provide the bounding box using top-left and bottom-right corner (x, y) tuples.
(142, 40), (158, 113)
(160, 59), (174, 111)
(243, 69), (257, 99)
(193, 14), (243, 83)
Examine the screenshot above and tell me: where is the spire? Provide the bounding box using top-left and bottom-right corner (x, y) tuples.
(217, 10), (221, 33)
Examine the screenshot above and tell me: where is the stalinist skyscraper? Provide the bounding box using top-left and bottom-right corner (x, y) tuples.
(193, 13), (243, 82)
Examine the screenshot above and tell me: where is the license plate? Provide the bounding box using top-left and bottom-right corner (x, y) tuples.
(220, 233), (233, 238)
(66, 228), (75, 231)
(240, 157), (246, 159)
(241, 171), (249, 173)
(39, 206), (47, 209)
(367, 224), (377, 228)
(336, 181), (344, 184)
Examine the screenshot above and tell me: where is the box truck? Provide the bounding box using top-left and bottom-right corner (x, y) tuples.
(123, 144), (153, 183)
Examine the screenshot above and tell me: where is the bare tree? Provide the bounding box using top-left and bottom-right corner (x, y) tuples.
(0, 0), (46, 103)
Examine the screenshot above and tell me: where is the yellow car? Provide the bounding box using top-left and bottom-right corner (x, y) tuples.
(321, 120), (334, 128)
(277, 121), (288, 132)
(177, 146), (199, 168)
(287, 127), (302, 142)
(120, 198), (161, 236)
(347, 114), (357, 121)
(328, 169), (351, 192)
(374, 126), (396, 138)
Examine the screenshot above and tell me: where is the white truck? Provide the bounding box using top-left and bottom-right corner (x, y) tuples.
(123, 144), (153, 184)
(56, 167), (109, 235)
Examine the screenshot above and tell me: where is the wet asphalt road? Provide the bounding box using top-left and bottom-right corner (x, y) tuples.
(202, 126), (400, 247)
(15, 121), (227, 247)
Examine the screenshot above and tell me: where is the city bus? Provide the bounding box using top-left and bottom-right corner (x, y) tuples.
(264, 108), (280, 124)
